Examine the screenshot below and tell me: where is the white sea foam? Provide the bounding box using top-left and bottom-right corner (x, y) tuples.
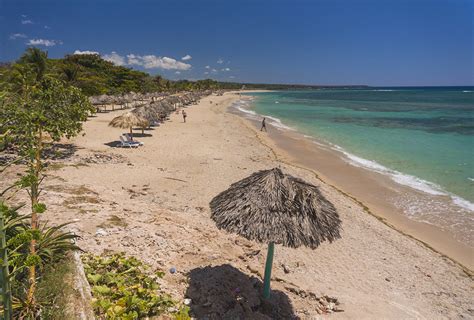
(265, 116), (294, 131)
(468, 178), (474, 182)
(232, 100), (259, 118)
(373, 89), (394, 92)
(334, 145), (474, 211)
(232, 100), (294, 131)
(452, 196), (474, 211)
(462, 90), (472, 93)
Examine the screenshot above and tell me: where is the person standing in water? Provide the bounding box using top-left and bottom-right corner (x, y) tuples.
(260, 117), (267, 132)
(182, 110), (187, 123)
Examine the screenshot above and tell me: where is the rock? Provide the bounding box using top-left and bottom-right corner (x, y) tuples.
(184, 298), (192, 305)
(169, 267), (177, 274)
(282, 264), (291, 274)
(95, 228), (107, 236)
(167, 307), (178, 313)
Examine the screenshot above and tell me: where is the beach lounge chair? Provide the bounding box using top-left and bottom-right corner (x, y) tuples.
(124, 134), (144, 146)
(119, 136), (139, 148)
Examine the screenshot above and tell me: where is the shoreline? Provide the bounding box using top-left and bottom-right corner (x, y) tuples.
(231, 91), (473, 271)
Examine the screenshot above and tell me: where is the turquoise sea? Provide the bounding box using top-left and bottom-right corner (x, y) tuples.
(235, 88), (474, 239)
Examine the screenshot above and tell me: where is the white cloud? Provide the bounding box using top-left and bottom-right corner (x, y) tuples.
(44, 25), (51, 29)
(21, 14), (27, 18)
(204, 71), (209, 75)
(9, 33), (27, 40)
(211, 68), (218, 73)
(127, 54), (191, 70)
(181, 54), (192, 61)
(21, 19), (33, 24)
(175, 71), (181, 74)
(126, 54), (141, 65)
(103, 52), (126, 66)
(221, 67), (230, 72)
(26, 39), (61, 47)
(217, 58), (224, 64)
(229, 76), (235, 79)
(205, 65), (210, 69)
(74, 50), (99, 55)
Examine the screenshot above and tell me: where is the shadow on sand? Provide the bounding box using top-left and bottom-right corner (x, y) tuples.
(104, 141), (122, 148)
(43, 143), (80, 160)
(185, 264), (298, 320)
(130, 132), (152, 138)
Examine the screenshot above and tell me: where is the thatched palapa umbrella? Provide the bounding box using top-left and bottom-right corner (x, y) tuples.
(210, 167), (341, 299)
(109, 112), (148, 140)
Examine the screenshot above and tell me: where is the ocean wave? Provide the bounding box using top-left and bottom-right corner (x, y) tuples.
(334, 146), (474, 211)
(462, 90), (472, 93)
(452, 196), (474, 211)
(232, 100), (294, 131)
(264, 116), (295, 131)
(373, 89), (395, 92)
(232, 100), (258, 117)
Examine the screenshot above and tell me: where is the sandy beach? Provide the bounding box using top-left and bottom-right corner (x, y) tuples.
(26, 92), (473, 319)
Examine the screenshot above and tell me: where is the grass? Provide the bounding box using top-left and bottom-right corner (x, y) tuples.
(35, 256), (75, 319)
(63, 195), (101, 206)
(46, 163), (68, 171)
(97, 215), (128, 228)
(47, 184), (97, 195)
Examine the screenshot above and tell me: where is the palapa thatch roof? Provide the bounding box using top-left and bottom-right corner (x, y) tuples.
(109, 111), (149, 129)
(210, 167), (341, 249)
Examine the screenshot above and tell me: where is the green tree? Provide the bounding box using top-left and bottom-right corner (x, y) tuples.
(62, 65), (79, 85)
(17, 48), (48, 83)
(1, 48), (95, 309)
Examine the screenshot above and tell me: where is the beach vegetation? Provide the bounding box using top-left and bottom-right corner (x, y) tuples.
(0, 193), (81, 319)
(0, 50), (222, 96)
(82, 252), (190, 319)
(0, 47), (93, 318)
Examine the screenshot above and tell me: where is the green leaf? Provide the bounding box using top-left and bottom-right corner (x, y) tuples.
(32, 202), (47, 213)
(87, 273), (102, 284)
(93, 285), (112, 295)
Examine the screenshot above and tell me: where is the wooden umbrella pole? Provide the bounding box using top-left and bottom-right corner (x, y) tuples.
(129, 127), (133, 140)
(263, 241), (274, 299)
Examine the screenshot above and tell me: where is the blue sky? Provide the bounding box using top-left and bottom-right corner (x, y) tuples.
(1, 0), (472, 86)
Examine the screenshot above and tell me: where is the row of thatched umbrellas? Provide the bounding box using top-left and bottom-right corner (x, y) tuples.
(90, 91), (209, 113)
(106, 90), (343, 301)
(108, 92), (208, 139)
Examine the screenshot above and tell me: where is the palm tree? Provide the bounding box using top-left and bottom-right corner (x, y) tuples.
(62, 65), (79, 85)
(18, 47), (48, 82)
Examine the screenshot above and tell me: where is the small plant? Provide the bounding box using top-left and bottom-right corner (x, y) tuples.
(1, 208), (14, 320)
(82, 253), (190, 319)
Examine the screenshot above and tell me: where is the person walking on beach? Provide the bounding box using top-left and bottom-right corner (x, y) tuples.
(182, 110), (187, 123)
(260, 117), (267, 132)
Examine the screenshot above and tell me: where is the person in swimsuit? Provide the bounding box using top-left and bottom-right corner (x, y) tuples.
(260, 117), (267, 132)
